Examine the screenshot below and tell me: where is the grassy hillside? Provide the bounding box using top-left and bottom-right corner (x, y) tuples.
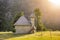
(0, 31), (60, 40)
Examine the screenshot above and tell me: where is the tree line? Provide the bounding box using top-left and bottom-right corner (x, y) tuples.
(0, 0), (47, 32)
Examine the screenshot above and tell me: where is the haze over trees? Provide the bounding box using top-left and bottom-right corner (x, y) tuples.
(0, 0), (9, 31)
(0, 0), (60, 31)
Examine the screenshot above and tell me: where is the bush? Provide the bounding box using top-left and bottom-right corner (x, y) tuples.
(12, 28), (16, 33)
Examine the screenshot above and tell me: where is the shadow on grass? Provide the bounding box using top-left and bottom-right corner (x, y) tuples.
(0, 32), (31, 40)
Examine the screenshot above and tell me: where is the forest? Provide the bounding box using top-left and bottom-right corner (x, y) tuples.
(0, 0), (60, 32)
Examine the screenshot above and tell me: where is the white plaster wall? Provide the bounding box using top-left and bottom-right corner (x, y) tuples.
(15, 25), (31, 34)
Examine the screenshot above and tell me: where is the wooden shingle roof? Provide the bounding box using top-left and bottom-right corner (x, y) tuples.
(14, 16), (31, 26)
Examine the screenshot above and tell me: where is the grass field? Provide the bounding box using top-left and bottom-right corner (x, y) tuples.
(0, 31), (60, 40)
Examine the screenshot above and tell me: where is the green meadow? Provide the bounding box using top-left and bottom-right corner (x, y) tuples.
(0, 31), (60, 40)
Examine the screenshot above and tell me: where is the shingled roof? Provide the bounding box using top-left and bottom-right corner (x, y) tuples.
(14, 16), (31, 26)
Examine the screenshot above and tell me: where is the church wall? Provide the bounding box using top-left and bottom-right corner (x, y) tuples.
(15, 25), (32, 34)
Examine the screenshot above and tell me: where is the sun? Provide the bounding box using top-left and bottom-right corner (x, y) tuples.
(48, 0), (60, 6)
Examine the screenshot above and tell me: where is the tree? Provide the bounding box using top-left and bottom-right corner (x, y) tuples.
(34, 8), (46, 31)
(13, 11), (24, 23)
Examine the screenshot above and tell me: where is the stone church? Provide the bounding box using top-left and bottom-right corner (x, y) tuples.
(14, 13), (36, 34)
